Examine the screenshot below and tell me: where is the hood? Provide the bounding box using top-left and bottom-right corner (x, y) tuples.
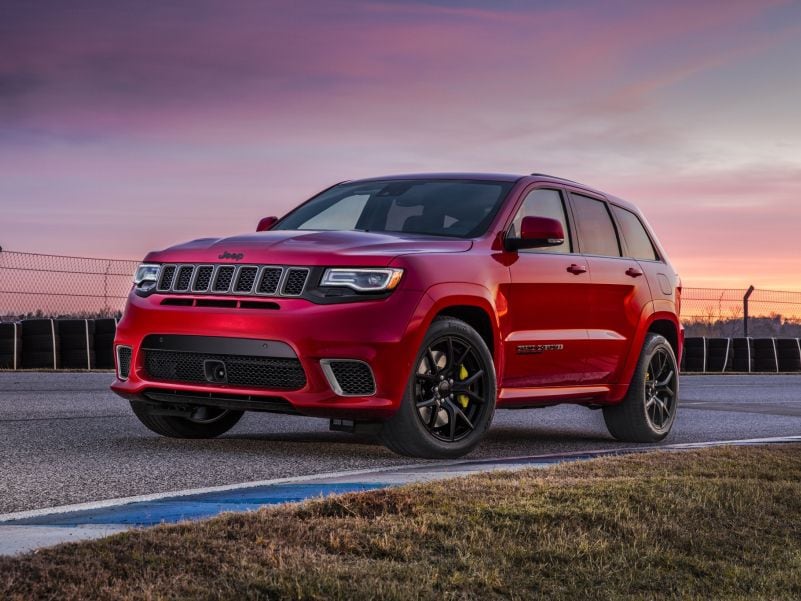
(143, 230), (473, 266)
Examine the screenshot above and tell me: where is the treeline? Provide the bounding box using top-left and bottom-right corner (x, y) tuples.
(684, 315), (801, 338)
(0, 309), (123, 323)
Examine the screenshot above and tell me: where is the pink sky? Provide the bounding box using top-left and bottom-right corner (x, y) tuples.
(2, 0), (800, 290)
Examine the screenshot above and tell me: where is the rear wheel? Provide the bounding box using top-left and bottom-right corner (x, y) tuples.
(380, 317), (496, 458)
(130, 401), (243, 439)
(603, 333), (679, 442)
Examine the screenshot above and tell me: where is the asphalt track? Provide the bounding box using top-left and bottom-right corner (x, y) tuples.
(1, 372), (801, 515)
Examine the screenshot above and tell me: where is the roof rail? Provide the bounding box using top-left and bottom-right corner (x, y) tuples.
(529, 172), (581, 185)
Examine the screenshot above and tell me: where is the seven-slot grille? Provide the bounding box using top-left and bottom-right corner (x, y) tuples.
(154, 264), (310, 297)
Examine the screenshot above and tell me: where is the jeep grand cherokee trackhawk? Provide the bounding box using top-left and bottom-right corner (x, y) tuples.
(112, 173), (682, 458)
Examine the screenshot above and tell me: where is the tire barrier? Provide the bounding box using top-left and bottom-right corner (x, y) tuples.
(705, 338), (732, 373)
(3, 324), (800, 373)
(681, 336), (801, 373)
(731, 338), (754, 373)
(753, 338), (779, 373)
(682, 337), (706, 372)
(0, 318), (118, 370)
(0, 322), (22, 369)
(58, 319), (96, 369)
(20, 318), (60, 369)
(94, 318), (117, 369)
(776, 338), (801, 372)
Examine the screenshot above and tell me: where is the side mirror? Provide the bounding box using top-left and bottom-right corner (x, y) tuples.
(257, 216), (278, 232)
(506, 216), (565, 251)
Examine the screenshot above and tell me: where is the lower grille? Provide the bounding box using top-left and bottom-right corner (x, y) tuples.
(321, 359), (376, 395)
(143, 350), (306, 390)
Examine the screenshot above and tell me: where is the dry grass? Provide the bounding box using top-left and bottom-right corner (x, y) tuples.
(3, 444), (801, 600)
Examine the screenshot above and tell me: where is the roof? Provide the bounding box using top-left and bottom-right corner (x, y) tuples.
(348, 172), (524, 183)
(342, 172), (638, 211)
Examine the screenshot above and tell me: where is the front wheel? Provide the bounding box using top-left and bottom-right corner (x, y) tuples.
(380, 317), (497, 458)
(603, 333), (679, 442)
(130, 401), (244, 439)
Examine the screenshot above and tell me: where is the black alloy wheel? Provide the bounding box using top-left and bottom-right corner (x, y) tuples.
(380, 317), (496, 458)
(603, 333), (679, 442)
(643, 347), (677, 430)
(413, 335), (491, 443)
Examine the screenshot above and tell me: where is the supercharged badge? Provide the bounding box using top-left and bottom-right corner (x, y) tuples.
(517, 344), (564, 355)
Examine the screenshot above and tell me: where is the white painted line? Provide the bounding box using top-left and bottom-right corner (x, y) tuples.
(435, 435), (801, 467)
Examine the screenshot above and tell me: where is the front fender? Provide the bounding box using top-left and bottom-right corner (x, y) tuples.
(414, 281), (506, 384)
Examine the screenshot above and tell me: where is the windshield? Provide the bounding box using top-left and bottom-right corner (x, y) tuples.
(274, 179), (514, 238)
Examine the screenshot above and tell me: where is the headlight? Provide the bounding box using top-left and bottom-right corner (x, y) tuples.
(133, 264), (160, 286)
(320, 268), (403, 292)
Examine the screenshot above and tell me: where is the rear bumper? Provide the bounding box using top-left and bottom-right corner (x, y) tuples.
(111, 288), (431, 420)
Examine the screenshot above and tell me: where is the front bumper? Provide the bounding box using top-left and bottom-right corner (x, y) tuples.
(111, 288), (430, 420)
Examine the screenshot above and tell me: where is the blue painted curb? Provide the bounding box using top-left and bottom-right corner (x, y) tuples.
(6, 482), (388, 527)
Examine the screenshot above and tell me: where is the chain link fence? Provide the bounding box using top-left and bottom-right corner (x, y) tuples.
(681, 287), (801, 338)
(1, 249), (800, 337)
(0, 249), (138, 321)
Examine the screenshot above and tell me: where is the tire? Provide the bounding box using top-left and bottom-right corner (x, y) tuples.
(60, 350), (96, 369)
(94, 319), (117, 335)
(0, 323), (21, 356)
(21, 350), (60, 369)
(0, 354), (18, 369)
(603, 333), (679, 443)
(58, 319), (96, 337)
(380, 317), (496, 459)
(94, 332), (116, 369)
(21, 319), (58, 337)
(777, 339), (801, 372)
(129, 401), (243, 439)
(22, 334), (59, 353)
(731, 338), (753, 372)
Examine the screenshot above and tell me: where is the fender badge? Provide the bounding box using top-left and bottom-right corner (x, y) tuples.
(218, 251), (244, 261)
(517, 344), (564, 355)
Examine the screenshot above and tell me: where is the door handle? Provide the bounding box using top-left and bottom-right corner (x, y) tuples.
(626, 267), (643, 278)
(567, 264), (587, 275)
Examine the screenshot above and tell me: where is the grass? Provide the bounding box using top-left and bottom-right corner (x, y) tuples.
(3, 444), (801, 600)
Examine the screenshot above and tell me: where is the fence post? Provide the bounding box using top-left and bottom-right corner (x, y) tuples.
(104, 260), (112, 315)
(743, 285), (755, 337)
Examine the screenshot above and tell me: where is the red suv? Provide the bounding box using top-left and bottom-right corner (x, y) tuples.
(112, 173), (682, 458)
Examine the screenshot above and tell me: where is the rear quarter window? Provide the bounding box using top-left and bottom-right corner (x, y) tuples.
(611, 205), (659, 261)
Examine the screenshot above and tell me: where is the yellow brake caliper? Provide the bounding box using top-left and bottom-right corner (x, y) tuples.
(457, 365), (470, 409)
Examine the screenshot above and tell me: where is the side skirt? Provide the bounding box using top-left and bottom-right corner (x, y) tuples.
(497, 384), (612, 409)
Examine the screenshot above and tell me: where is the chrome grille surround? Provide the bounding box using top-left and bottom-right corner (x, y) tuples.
(153, 264), (310, 297)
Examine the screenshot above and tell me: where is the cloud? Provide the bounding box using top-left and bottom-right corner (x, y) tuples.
(1, 0), (800, 290)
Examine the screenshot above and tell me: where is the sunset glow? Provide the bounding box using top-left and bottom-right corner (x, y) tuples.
(2, 0), (800, 289)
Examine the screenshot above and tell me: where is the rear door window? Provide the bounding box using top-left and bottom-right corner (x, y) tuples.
(611, 205), (659, 261)
(570, 194), (621, 257)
